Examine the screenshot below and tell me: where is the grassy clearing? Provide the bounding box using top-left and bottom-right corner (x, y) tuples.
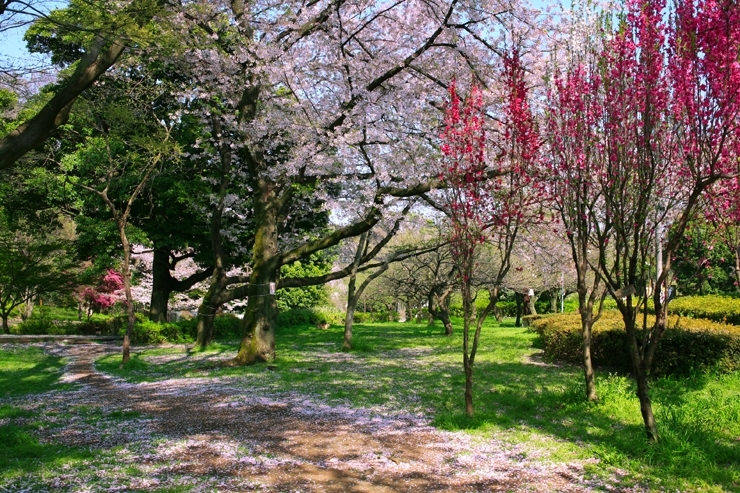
(0, 346), (71, 398)
(99, 318), (740, 492)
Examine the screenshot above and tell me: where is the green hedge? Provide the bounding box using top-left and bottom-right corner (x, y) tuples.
(277, 306), (345, 328)
(532, 311), (740, 377)
(667, 295), (740, 325)
(115, 314), (193, 345)
(16, 317), (117, 336)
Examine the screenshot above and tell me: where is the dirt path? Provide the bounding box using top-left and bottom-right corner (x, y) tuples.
(24, 344), (610, 492)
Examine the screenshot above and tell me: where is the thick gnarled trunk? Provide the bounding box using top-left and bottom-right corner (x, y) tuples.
(235, 181), (280, 364)
(149, 248), (172, 323)
(428, 288), (454, 336)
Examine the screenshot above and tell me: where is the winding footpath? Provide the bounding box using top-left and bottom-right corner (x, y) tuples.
(7, 344), (631, 492)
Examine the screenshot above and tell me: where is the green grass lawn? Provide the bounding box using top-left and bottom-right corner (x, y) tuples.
(0, 346), (101, 486)
(98, 318), (740, 492)
(0, 346), (71, 398)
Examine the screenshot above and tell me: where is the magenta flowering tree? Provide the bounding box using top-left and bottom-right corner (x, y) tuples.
(567, 0), (740, 441)
(77, 269), (125, 320)
(439, 48), (539, 416)
(705, 178), (740, 291)
(439, 79), (490, 417)
(544, 36), (611, 402)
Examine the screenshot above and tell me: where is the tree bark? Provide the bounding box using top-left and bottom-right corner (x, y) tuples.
(149, 247), (172, 322)
(195, 290), (219, 348)
(514, 293), (523, 327)
(344, 263), (389, 350)
(735, 244), (740, 293)
(579, 302), (598, 402)
(343, 232), (368, 350)
(2, 315), (9, 334)
(625, 315), (659, 441)
(149, 247), (214, 323)
(235, 179), (280, 364)
(119, 225), (135, 365)
(462, 280), (475, 417)
(428, 289), (453, 336)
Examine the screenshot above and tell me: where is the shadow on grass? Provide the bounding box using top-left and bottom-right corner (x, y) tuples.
(276, 321), (739, 489)
(431, 358), (740, 490)
(0, 348), (69, 398)
(0, 421), (96, 481)
(93, 319), (739, 491)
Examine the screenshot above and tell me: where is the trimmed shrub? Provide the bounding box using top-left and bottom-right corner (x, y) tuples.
(532, 310), (740, 377)
(352, 311), (372, 323)
(116, 314), (193, 345)
(212, 314), (243, 339)
(667, 295), (740, 325)
(277, 306), (345, 328)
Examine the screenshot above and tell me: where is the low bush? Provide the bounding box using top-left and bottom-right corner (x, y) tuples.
(667, 295), (740, 325)
(116, 314), (193, 345)
(277, 306), (345, 328)
(352, 311), (372, 323)
(532, 310), (740, 377)
(211, 314), (243, 339)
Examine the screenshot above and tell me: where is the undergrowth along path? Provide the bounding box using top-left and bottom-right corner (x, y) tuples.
(6, 342), (630, 493)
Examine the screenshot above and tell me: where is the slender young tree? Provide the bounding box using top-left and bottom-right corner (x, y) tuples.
(583, 0), (740, 441)
(439, 52), (538, 415)
(544, 50), (610, 402)
(65, 69), (180, 364)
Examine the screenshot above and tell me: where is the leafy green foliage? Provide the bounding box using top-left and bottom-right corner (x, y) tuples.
(277, 306), (344, 327)
(668, 295), (740, 325)
(277, 256), (331, 310)
(116, 314), (193, 345)
(673, 222), (737, 295)
(532, 310), (740, 376)
(0, 219), (77, 332)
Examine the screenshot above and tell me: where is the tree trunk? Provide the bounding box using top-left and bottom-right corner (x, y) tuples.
(343, 232), (368, 350)
(428, 291), (453, 336)
(343, 297), (357, 350)
(149, 247), (172, 323)
(621, 306), (659, 441)
(630, 335), (658, 441)
(120, 229), (135, 365)
(235, 180), (280, 365)
(195, 291), (219, 349)
(577, 273), (600, 402)
(580, 308), (598, 402)
(235, 268), (277, 364)
(734, 244), (740, 293)
(2, 315), (9, 334)
(462, 280), (475, 417)
(514, 293), (523, 327)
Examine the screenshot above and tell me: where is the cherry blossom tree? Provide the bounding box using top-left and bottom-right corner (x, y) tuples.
(155, 0), (528, 364)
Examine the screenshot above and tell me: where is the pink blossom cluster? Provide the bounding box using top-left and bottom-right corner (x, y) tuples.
(76, 269), (125, 314)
